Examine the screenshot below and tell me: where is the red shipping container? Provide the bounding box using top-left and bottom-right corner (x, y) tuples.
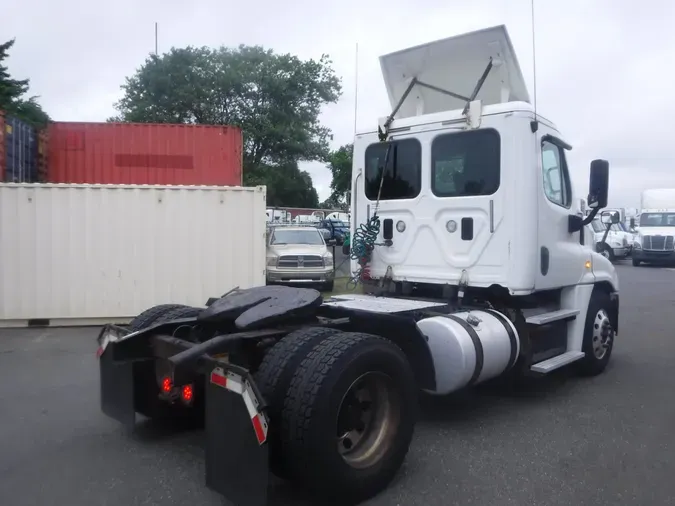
(47, 122), (243, 186)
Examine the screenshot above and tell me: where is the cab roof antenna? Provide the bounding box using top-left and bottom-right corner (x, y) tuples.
(530, 0), (540, 132)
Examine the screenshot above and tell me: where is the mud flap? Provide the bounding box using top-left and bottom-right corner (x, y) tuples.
(204, 368), (269, 506)
(99, 347), (136, 428)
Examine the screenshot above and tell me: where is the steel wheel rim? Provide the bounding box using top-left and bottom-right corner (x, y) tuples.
(592, 309), (613, 359)
(335, 371), (401, 469)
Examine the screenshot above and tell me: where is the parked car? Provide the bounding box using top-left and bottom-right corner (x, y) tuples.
(316, 219), (349, 245)
(316, 227), (332, 242)
(266, 226), (335, 291)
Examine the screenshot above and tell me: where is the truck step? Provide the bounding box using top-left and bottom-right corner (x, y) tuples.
(525, 309), (580, 325)
(530, 351), (585, 373)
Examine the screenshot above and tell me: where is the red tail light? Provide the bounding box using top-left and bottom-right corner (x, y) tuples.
(181, 384), (194, 403)
(161, 376), (172, 393)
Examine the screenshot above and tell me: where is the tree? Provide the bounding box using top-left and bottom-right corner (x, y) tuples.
(325, 143), (353, 208)
(0, 39), (50, 126)
(112, 45), (342, 205)
(254, 162), (319, 208)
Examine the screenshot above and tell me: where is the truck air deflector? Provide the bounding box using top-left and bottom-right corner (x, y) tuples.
(379, 25), (530, 120)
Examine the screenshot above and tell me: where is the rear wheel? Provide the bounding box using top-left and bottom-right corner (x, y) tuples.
(128, 304), (187, 332)
(132, 305), (203, 423)
(255, 326), (341, 477)
(281, 332), (417, 503)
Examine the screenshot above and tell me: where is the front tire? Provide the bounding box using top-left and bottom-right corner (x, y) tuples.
(598, 243), (615, 262)
(632, 258), (641, 267)
(577, 290), (615, 376)
(281, 332), (417, 503)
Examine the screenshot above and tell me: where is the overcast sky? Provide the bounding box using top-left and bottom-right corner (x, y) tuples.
(4, 0), (674, 208)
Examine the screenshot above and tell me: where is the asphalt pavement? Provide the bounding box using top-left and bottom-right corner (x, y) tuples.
(2, 262), (675, 506)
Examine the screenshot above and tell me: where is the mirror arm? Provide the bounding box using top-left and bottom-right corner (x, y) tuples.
(581, 207), (600, 227)
(601, 223), (612, 244)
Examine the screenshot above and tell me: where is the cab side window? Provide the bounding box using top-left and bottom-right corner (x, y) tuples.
(541, 140), (571, 208)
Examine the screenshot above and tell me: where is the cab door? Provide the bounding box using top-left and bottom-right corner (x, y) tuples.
(535, 130), (588, 290)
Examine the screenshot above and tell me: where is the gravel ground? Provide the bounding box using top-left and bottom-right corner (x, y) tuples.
(1, 262), (675, 506)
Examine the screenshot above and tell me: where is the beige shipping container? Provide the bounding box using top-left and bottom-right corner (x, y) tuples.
(0, 183), (267, 327)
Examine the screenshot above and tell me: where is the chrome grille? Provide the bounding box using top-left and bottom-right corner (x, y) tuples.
(642, 235), (674, 251)
(278, 255), (324, 267)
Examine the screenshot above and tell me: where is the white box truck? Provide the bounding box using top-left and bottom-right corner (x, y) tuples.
(96, 25), (619, 506)
(631, 188), (675, 266)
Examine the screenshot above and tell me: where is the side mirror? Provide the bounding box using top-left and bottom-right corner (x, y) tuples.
(601, 211), (620, 224)
(327, 239), (337, 246)
(630, 217), (636, 229)
(587, 159), (609, 210)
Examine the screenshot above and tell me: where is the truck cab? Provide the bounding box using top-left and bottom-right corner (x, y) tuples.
(590, 218), (631, 262)
(350, 25), (617, 298)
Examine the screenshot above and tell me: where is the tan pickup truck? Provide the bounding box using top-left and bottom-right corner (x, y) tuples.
(266, 226), (335, 291)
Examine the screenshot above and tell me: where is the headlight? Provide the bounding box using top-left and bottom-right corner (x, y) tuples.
(622, 237), (628, 246)
(633, 241), (642, 250)
(267, 257), (278, 267)
(323, 252), (333, 267)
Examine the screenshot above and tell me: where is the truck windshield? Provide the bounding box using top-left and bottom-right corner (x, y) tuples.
(639, 213), (675, 227)
(271, 229), (324, 245)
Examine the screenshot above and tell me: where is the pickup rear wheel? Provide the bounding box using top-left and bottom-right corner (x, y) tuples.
(254, 326), (340, 477)
(281, 332), (417, 503)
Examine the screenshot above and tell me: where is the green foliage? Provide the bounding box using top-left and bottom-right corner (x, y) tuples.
(0, 39), (50, 127)
(325, 143), (353, 208)
(319, 194), (344, 209)
(113, 45), (342, 206)
(249, 162), (319, 208)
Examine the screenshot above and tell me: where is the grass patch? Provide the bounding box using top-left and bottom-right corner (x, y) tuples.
(322, 277), (363, 297)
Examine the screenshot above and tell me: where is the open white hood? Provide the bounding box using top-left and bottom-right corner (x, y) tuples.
(379, 25), (530, 119)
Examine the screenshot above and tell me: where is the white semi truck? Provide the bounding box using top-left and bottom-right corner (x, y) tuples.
(631, 188), (675, 266)
(95, 25), (619, 506)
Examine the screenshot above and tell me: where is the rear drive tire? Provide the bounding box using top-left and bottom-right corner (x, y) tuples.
(255, 326), (341, 477)
(133, 305), (203, 423)
(281, 332), (417, 503)
(577, 290), (615, 376)
(128, 304), (187, 332)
